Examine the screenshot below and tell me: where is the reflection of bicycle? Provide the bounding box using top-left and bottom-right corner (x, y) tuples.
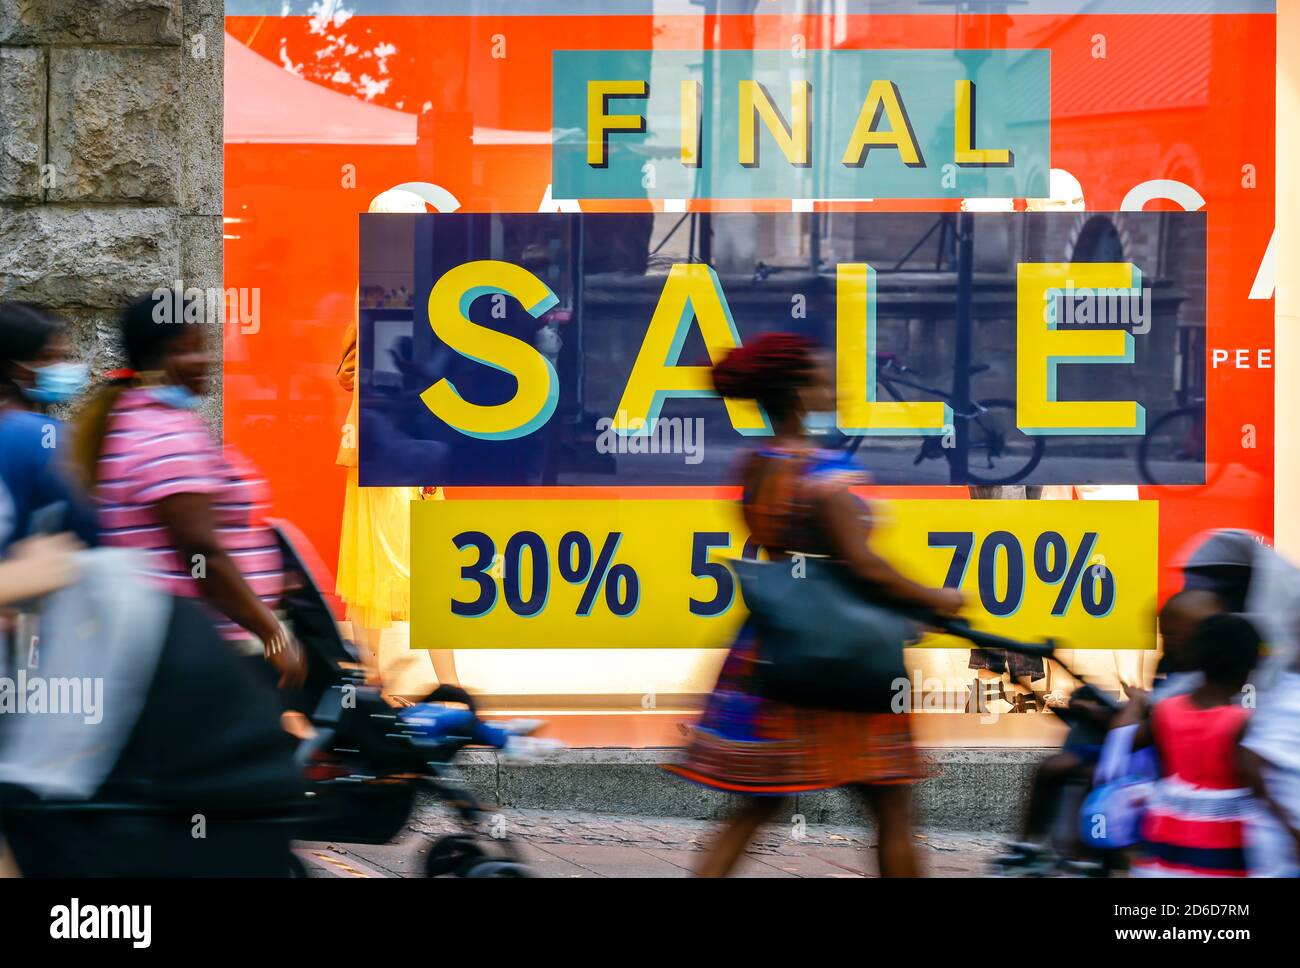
(1137, 398), (1216, 487)
(846, 355), (1045, 486)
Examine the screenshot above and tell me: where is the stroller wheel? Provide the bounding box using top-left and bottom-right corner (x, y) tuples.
(425, 834), (486, 877)
(464, 860), (534, 878)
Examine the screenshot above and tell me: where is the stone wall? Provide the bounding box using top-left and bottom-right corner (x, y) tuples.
(0, 0), (224, 429)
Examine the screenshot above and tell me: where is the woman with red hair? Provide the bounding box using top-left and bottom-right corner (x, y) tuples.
(667, 333), (962, 877)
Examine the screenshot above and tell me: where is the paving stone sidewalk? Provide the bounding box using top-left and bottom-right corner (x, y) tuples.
(298, 808), (1006, 878)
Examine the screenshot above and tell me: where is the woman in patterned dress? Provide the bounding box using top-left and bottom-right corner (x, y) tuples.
(667, 334), (963, 877)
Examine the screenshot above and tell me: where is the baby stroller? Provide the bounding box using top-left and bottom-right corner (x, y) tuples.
(0, 525), (539, 878)
(274, 519), (539, 877)
(923, 617), (1122, 877)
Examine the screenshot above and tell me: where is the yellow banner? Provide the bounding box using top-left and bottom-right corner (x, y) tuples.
(411, 499), (1158, 650)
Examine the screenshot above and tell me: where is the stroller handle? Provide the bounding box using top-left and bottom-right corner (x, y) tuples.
(929, 616), (1057, 659)
(423, 683), (478, 714)
(885, 600), (1058, 658)
(916, 612), (1122, 713)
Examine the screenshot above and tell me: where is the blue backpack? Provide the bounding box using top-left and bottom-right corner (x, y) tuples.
(1079, 724), (1158, 850)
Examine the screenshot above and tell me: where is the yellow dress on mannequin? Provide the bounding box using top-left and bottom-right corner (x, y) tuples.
(334, 317), (436, 630)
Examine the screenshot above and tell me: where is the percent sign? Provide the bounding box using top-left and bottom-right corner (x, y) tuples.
(557, 531), (641, 617)
(1034, 531), (1114, 617)
(929, 530), (1115, 618)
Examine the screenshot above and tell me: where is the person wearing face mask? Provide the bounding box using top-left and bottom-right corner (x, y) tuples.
(0, 302), (97, 550)
(71, 293), (305, 692)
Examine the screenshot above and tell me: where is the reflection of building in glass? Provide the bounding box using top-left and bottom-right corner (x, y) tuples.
(581, 209), (1202, 486)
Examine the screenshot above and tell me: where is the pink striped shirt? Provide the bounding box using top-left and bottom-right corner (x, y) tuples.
(95, 388), (283, 638)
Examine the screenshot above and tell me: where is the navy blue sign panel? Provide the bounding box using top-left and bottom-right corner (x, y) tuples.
(357, 211), (1206, 487)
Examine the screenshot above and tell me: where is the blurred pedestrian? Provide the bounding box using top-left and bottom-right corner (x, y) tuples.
(1109, 589), (1227, 732)
(1131, 613), (1260, 877)
(992, 680), (1115, 874)
(0, 525), (83, 878)
(1240, 652), (1300, 876)
(0, 533), (82, 609)
(0, 302), (96, 549)
(72, 293), (304, 689)
(667, 333), (962, 877)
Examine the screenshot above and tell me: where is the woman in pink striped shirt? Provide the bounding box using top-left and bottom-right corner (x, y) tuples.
(74, 294), (304, 689)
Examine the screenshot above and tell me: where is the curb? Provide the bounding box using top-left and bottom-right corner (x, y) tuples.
(430, 747), (1050, 833)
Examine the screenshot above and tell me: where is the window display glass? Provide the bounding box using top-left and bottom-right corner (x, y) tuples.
(223, 1), (1275, 747)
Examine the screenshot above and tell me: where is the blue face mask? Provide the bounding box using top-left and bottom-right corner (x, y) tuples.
(27, 362), (89, 405)
(147, 384), (202, 411)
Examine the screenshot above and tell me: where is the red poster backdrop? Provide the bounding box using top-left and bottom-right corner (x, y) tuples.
(223, 8), (1274, 608)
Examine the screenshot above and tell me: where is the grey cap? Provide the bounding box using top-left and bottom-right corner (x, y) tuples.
(1183, 529), (1258, 571)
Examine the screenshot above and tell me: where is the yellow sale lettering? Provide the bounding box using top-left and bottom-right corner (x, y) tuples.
(738, 80), (812, 168)
(588, 77), (1004, 172)
(953, 81), (1013, 167)
(837, 263), (950, 435)
(419, 260), (1142, 440)
(421, 260), (560, 441)
(613, 263), (768, 435)
(841, 80), (925, 168)
(586, 79), (649, 168)
(1017, 263), (1146, 435)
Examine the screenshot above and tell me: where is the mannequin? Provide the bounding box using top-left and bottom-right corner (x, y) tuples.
(335, 187), (459, 693)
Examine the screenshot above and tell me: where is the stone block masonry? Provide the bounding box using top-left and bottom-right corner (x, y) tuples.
(0, 0), (224, 430)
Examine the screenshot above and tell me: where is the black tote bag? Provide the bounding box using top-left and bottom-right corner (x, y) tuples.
(732, 556), (916, 712)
